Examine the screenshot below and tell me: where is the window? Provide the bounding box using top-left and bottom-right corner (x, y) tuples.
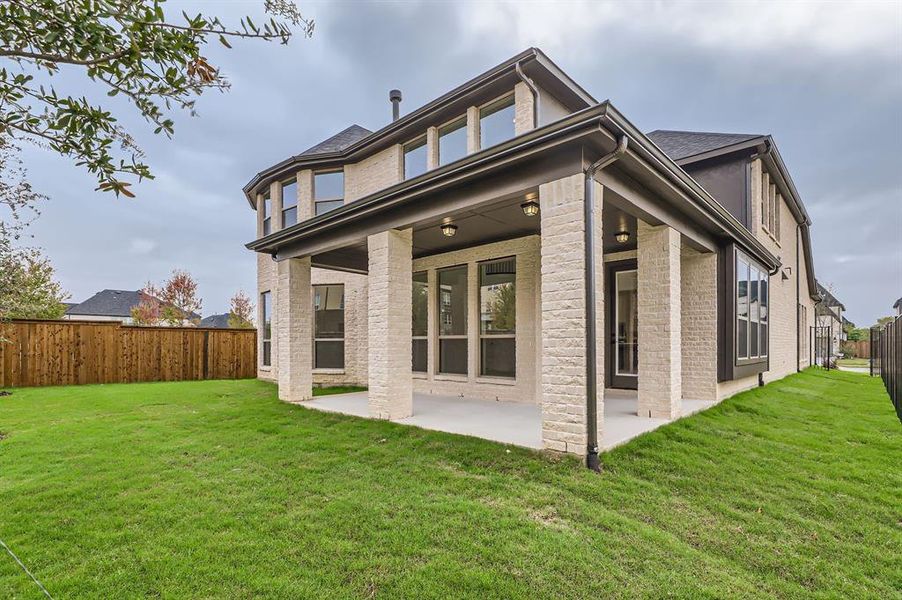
(404, 137), (428, 180)
(761, 172), (769, 229)
(261, 192), (272, 236)
(314, 171), (344, 216)
(479, 95), (515, 150)
(799, 304), (808, 357)
(438, 266), (467, 374)
(768, 183), (776, 234)
(479, 258), (516, 378)
(412, 271), (428, 372)
(281, 177), (298, 227)
(774, 191), (781, 242)
(314, 284), (344, 369)
(261, 291), (272, 366)
(735, 251), (769, 361)
(438, 117), (467, 166)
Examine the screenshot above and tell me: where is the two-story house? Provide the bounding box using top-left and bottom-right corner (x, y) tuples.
(241, 48), (819, 465)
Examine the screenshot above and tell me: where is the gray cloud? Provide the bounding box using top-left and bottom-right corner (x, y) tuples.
(22, 0), (902, 324)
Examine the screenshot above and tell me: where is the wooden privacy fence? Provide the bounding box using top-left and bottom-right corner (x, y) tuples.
(843, 340), (871, 358)
(0, 319), (257, 388)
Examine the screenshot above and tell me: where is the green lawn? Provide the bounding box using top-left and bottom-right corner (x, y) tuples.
(837, 358), (870, 368)
(1, 371), (899, 598)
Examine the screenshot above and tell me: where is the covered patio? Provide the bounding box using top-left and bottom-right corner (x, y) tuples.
(299, 390), (717, 450)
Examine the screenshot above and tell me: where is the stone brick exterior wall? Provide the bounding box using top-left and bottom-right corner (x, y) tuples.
(681, 247), (718, 402)
(345, 145), (403, 203)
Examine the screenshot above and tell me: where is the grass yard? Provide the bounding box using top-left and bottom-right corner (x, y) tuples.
(1, 370), (900, 598)
(837, 358), (870, 368)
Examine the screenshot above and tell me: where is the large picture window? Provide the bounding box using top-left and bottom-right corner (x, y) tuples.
(261, 192), (272, 236)
(735, 251), (768, 361)
(314, 171), (344, 216)
(403, 136), (428, 180)
(281, 177), (298, 227)
(479, 95), (515, 150)
(437, 266), (467, 374)
(261, 291), (272, 366)
(438, 117), (467, 167)
(479, 258), (516, 378)
(412, 271), (428, 372)
(314, 284), (344, 369)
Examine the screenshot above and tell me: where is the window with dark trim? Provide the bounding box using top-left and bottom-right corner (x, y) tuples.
(438, 117), (467, 167)
(281, 177), (298, 227)
(403, 136), (428, 180)
(479, 95), (515, 150)
(314, 171), (344, 216)
(479, 257), (516, 378)
(412, 271), (428, 372)
(314, 284), (344, 369)
(261, 291), (272, 366)
(735, 250), (768, 362)
(437, 265), (467, 374)
(261, 192), (272, 236)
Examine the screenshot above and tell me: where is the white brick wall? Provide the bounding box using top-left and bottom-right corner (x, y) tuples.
(637, 221), (681, 419)
(681, 247), (718, 402)
(367, 229), (413, 419)
(277, 257), (313, 402)
(345, 145), (403, 203)
(514, 81), (535, 136)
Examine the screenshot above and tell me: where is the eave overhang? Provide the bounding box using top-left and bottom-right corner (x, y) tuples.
(246, 102), (780, 272)
(241, 47), (596, 207)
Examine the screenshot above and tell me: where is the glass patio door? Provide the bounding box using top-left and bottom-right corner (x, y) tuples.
(612, 269), (638, 389)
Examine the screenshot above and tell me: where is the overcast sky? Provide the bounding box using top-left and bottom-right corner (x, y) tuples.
(20, 0), (902, 326)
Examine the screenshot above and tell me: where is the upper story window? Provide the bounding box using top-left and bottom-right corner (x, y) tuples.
(403, 136), (428, 180)
(438, 117), (467, 167)
(281, 177), (298, 227)
(314, 170), (344, 216)
(479, 95), (515, 150)
(261, 191), (272, 236)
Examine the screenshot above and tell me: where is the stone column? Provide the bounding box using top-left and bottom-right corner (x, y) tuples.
(681, 247), (718, 402)
(297, 169), (314, 222)
(466, 106), (480, 154)
(637, 221), (682, 419)
(538, 174), (603, 454)
(426, 126), (439, 170)
(277, 256), (313, 402)
(514, 81), (535, 135)
(367, 228), (413, 419)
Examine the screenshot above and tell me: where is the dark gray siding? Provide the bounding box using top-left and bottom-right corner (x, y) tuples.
(683, 155), (751, 228)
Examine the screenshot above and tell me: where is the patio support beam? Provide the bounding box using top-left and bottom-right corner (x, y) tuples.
(637, 221), (682, 418)
(367, 228), (413, 419)
(277, 256), (313, 402)
(681, 246), (718, 403)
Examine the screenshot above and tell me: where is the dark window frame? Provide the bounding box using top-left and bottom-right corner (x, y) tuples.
(313, 170), (344, 216)
(281, 176), (298, 228)
(478, 256), (516, 379)
(478, 94), (515, 151)
(403, 135), (428, 180)
(436, 264), (468, 375)
(313, 283), (345, 370)
(261, 191), (272, 236)
(260, 290), (272, 367)
(719, 244), (769, 381)
(437, 116), (467, 167)
(412, 271), (428, 373)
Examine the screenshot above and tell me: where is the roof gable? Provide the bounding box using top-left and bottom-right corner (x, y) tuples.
(67, 289), (143, 317)
(647, 130), (762, 162)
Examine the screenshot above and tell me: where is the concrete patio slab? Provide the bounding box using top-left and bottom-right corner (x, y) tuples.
(301, 389), (718, 451)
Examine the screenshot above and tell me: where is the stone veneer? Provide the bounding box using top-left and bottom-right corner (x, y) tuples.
(637, 221), (681, 419)
(680, 246), (718, 402)
(538, 174), (603, 454)
(276, 257), (313, 402)
(366, 228), (413, 419)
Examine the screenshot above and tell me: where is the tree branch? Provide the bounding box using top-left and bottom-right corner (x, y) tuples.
(0, 47), (132, 66)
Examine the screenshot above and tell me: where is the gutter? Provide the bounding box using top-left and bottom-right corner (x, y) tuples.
(796, 222), (801, 371)
(583, 135), (628, 473)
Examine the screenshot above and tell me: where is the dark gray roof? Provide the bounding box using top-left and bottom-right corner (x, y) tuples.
(299, 124), (372, 157)
(199, 313), (231, 328)
(647, 130), (762, 161)
(67, 290), (143, 317)
(816, 282), (846, 311)
(894, 297), (902, 309)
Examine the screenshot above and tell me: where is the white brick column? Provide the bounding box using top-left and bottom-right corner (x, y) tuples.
(538, 174), (603, 454)
(277, 256), (313, 402)
(681, 247), (718, 402)
(367, 228), (413, 419)
(514, 81), (535, 135)
(637, 221), (681, 419)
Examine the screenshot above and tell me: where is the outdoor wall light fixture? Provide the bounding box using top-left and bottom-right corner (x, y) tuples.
(441, 223), (458, 237)
(615, 231), (630, 243)
(520, 200), (540, 217)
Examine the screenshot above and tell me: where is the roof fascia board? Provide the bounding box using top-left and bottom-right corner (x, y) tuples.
(673, 137), (766, 166)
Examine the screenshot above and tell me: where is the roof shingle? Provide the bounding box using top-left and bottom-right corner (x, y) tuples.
(647, 130), (762, 161)
(299, 124), (372, 157)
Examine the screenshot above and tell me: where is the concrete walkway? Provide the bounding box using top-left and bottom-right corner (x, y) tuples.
(302, 389), (717, 450)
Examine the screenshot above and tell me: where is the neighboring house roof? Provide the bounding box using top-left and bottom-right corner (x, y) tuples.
(66, 289), (201, 320)
(300, 125), (372, 157)
(816, 282), (846, 311)
(199, 313), (231, 328)
(646, 130), (762, 162)
(842, 316), (855, 327)
(66, 290), (144, 318)
(894, 297), (902, 309)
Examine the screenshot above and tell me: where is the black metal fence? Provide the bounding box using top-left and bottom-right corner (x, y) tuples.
(810, 325), (833, 370)
(871, 316), (902, 422)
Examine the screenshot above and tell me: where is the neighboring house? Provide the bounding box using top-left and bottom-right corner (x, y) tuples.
(815, 282), (845, 357)
(65, 289), (199, 326)
(241, 48), (819, 456)
(199, 313), (231, 328)
(894, 297), (902, 317)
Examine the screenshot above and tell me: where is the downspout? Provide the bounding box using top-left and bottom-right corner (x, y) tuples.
(584, 135), (628, 472)
(515, 61), (540, 129)
(796, 223), (801, 371)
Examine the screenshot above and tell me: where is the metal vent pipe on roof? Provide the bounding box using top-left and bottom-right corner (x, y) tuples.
(389, 89), (402, 121)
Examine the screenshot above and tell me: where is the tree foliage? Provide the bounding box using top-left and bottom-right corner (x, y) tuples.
(143, 269), (202, 326)
(228, 290), (254, 329)
(0, 0), (312, 196)
(130, 288), (161, 325)
(0, 244), (68, 320)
